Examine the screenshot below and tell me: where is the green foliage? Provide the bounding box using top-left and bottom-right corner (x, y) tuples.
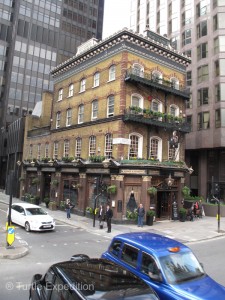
(43, 197), (50, 204)
(179, 207), (187, 216)
(147, 187), (157, 195)
(51, 179), (59, 186)
(182, 186), (191, 198)
(107, 185), (117, 194)
(31, 177), (40, 185)
(59, 201), (65, 209)
(89, 155), (105, 162)
(126, 210), (138, 220)
(62, 156), (74, 162)
(146, 210), (155, 217)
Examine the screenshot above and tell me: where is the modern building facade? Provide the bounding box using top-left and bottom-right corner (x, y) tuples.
(21, 28), (191, 221)
(130, 0), (225, 200)
(0, 0), (104, 193)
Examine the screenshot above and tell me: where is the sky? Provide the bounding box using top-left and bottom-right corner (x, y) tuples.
(103, 0), (131, 39)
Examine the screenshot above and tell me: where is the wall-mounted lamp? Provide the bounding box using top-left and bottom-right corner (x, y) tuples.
(102, 158), (111, 168)
(17, 160), (21, 166)
(188, 166), (194, 174)
(165, 174), (174, 187)
(30, 160), (35, 167)
(48, 159), (54, 166)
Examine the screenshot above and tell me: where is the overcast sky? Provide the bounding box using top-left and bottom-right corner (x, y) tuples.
(103, 0), (131, 39)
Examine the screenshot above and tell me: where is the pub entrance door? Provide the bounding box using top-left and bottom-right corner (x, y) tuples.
(156, 191), (172, 219)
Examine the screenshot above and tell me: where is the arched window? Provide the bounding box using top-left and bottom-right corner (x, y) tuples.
(68, 84), (74, 97)
(92, 99), (98, 120)
(45, 143), (49, 158)
(131, 94), (143, 109)
(151, 99), (163, 113)
(105, 133), (113, 158)
(66, 108), (72, 126)
(78, 104), (84, 124)
(170, 77), (179, 90)
(56, 111), (61, 128)
(150, 137), (162, 161)
(152, 71), (163, 84)
(133, 63), (144, 77)
(170, 104), (179, 117)
(129, 133), (143, 159)
(89, 136), (96, 156)
(109, 64), (116, 81)
(53, 141), (58, 159)
(75, 138), (82, 158)
(93, 72), (100, 87)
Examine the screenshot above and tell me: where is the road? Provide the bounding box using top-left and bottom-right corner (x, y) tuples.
(0, 203), (225, 299)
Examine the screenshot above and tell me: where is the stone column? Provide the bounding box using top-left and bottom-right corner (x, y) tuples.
(110, 175), (124, 220)
(79, 173), (87, 213)
(141, 176), (152, 210)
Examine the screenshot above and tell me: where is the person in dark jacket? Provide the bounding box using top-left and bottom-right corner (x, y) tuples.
(137, 203), (145, 227)
(65, 199), (72, 219)
(105, 204), (113, 233)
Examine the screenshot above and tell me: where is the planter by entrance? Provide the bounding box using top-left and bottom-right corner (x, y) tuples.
(146, 215), (154, 226)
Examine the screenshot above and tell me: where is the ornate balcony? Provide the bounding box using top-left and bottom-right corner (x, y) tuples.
(124, 68), (190, 100)
(122, 107), (191, 133)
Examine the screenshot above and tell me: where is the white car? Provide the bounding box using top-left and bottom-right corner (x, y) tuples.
(9, 203), (55, 232)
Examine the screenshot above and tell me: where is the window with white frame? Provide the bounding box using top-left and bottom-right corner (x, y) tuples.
(58, 88), (63, 101)
(68, 84), (74, 97)
(93, 72), (100, 87)
(168, 140), (180, 161)
(133, 63), (144, 77)
(53, 141), (58, 159)
(170, 104), (179, 117)
(66, 108), (72, 126)
(37, 143), (41, 160)
(152, 71), (163, 84)
(131, 94), (143, 109)
(151, 99), (162, 112)
(89, 136), (96, 156)
(92, 100), (98, 120)
(29, 144), (33, 158)
(64, 140), (70, 157)
(170, 77), (179, 90)
(150, 137), (162, 161)
(56, 111), (61, 128)
(129, 133), (143, 159)
(107, 95), (114, 117)
(78, 104), (84, 124)
(109, 65), (116, 81)
(80, 78), (86, 92)
(105, 133), (113, 158)
(45, 143), (49, 158)
(75, 137), (82, 158)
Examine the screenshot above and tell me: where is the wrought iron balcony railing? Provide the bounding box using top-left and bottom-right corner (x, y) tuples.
(125, 68), (190, 99)
(122, 107), (191, 133)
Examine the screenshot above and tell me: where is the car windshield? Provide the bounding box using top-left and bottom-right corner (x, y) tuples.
(159, 251), (205, 284)
(25, 208), (47, 216)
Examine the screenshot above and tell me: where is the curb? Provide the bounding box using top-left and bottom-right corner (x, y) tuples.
(0, 246), (29, 259)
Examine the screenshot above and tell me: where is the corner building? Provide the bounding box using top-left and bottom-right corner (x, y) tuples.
(22, 29), (191, 221)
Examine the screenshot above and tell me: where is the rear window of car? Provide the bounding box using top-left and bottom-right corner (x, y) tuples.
(121, 244), (139, 267)
(109, 240), (122, 257)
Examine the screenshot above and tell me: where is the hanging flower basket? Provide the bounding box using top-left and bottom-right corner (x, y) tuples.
(182, 186), (191, 198)
(147, 187), (157, 195)
(31, 177), (40, 185)
(51, 179), (59, 187)
(107, 185), (117, 194)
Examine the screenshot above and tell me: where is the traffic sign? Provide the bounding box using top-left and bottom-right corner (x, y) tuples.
(7, 226), (15, 246)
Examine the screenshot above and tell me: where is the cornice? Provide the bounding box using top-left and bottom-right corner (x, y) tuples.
(51, 28), (191, 79)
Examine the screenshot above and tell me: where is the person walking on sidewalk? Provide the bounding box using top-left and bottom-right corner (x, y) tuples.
(137, 203), (145, 227)
(98, 204), (104, 229)
(65, 199), (72, 219)
(105, 204), (113, 233)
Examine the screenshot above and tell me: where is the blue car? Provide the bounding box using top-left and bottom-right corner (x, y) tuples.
(101, 232), (225, 300)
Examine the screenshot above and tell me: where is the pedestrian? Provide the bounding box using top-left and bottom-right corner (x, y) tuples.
(193, 201), (199, 217)
(105, 204), (113, 233)
(65, 199), (71, 219)
(98, 204), (104, 229)
(137, 203), (145, 227)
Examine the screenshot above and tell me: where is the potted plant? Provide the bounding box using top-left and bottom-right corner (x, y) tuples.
(43, 197), (50, 208)
(179, 207), (187, 222)
(31, 177), (40, 185)
(51, 179), (59, 187)
(107, 185), (117, 194)
(146, 210), (155, 226)
(34, 195), (40, 205)
(147, 187), (157, 196)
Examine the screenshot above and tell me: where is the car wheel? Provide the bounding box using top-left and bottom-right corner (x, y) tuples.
(25, 222), (31, 232)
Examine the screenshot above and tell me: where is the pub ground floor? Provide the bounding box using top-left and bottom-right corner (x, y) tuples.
(20, 160), (189, 222)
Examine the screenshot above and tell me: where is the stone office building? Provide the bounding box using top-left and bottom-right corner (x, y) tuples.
(21, 28), (191, 221)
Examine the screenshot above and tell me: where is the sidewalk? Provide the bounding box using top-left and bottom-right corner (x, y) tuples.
(1, 192), (225, 259)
